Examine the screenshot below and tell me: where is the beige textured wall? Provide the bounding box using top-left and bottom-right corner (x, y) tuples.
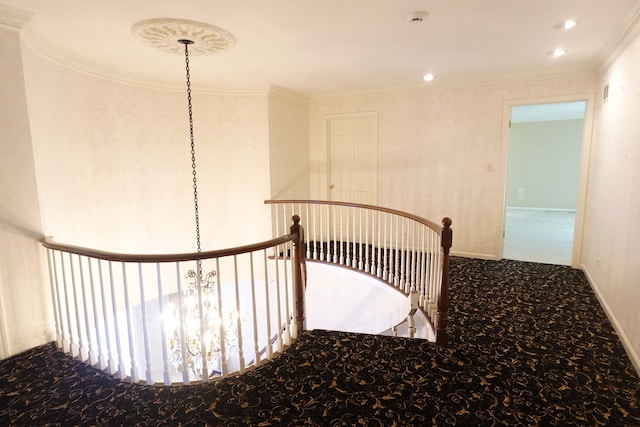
(583, 32), (640, 372)
(506, 119), (584, 209)
(267, 88), (310, 200)
(21, 47), (273, 254)
(0, 26), (52, 357)
(310, 75), (598, 258)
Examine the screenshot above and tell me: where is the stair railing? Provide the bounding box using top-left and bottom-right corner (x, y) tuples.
(265, 200), (452, 346)
(42, 216), (305, 385)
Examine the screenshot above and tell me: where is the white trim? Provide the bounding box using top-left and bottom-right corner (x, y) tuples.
(598, 1), (640, 72)
(0, 4), (32, 29)
(19, 25), (274, 96)
(268, 85), (310, 104)
(450, 251), (497, 261)
(572, 94), (596, 268)
(0, 289), (8, 359)
(311, 71), (598, 104)
(581, 265), (640, 376)
(0, 226), (8, 359)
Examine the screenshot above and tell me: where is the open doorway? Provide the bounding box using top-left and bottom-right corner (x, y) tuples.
(503, 100), (586, 265)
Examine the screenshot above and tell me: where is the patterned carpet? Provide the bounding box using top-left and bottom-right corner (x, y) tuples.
(1, 257), (639, 426)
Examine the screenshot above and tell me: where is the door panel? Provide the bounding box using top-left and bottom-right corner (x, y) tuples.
(328, 113), (377, 205)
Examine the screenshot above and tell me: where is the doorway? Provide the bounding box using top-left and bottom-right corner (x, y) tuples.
(502, 99), (590, 265)
(326, 112), (378, 204)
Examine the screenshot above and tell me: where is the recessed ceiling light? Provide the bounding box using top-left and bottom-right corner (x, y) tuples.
(552, 19), (578, 30)
(423, 73), (435, 81)
(549, 48), (568, 57)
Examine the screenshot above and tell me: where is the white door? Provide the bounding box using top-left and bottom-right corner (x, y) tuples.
(327, 113), (378, 204)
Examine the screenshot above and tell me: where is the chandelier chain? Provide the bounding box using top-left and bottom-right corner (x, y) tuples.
(183, 41), (201, 256)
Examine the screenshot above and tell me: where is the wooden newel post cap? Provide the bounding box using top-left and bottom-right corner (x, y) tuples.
(292, 215), (300, 225)
(442, 217), (452, 228)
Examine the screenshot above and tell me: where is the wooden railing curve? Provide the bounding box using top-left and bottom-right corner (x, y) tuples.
(265, 199), (452, 346)
(42, 216), (305, 385)
(42, 234), (298, 263)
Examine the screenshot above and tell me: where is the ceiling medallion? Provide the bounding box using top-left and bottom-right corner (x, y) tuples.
(132, 18), (235, 55)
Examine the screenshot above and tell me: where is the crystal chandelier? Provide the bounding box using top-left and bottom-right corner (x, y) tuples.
(164, 270), (240, 378)
(161, 38), (239, 380)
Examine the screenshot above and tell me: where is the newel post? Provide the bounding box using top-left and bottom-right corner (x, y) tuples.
(436, 217), (453, 347)
(290, 215), (306, 335)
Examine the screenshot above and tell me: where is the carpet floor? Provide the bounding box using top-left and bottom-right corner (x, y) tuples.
(1, 257), (639, 426)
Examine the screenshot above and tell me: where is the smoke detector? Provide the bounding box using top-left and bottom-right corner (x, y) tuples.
(406, 11), (429, 23)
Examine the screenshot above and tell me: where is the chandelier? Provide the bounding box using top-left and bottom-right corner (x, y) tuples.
(161, 38), (239, 380)
(164, 269), (240, 378)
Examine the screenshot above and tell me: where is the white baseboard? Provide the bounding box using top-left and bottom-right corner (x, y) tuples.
(581, 264), (640, 376)
(450, 251), (498, 260)
(0, 294), (7, 360)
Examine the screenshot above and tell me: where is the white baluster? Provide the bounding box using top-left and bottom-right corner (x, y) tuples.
(121, 263), (139, 382)
(87, 258), (105, 369)
(138, 263), (152, 384)
(175, 262), (189, 384)
(107, 261), (125, 379)
(263, 250), (273, 360)
(249, 252), (261, 368)
(274, 245), (283, 353)
(156, 263), (171, 386)
(58, 251), (71, 354)
(78, 257), (95, 365)
(215, 258), (229, 377)
(47, 250), (65, 351)
(233, 255), (246, 373)
(97, 261), (115, 374)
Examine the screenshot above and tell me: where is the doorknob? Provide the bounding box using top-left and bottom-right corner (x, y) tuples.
(329, 184), (335, 190)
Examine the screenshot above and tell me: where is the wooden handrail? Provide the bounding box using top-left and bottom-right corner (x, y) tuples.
(265, 199), (442, 232)
(42, 233), (298, 263)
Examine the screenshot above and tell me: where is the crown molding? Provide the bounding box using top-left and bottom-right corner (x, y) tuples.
(0, 4), (32, 29)
(20, 23), (275, 97)
(598, 1), (640, 71)
(268, 85), (310, 104)
(310, 69), (599, 105)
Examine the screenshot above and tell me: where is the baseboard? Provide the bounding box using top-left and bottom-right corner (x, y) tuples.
(450, 251), (497, 260)
(581, 264), (640, 376)
(0, 296), (7, 360)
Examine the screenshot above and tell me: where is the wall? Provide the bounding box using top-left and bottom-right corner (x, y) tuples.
(0, 24), (52, 357)
(267, 87), (310, 200)
(583, 31), (640, 372)
(310, 75), (598, 259)
(21, 46), (274, 254)
(506, 119), (584, 209)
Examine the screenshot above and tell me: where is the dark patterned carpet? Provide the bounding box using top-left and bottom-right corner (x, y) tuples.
(1, 258), (639, 426)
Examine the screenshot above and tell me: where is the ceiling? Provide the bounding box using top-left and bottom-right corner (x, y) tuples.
(1, 0), (640, 96)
